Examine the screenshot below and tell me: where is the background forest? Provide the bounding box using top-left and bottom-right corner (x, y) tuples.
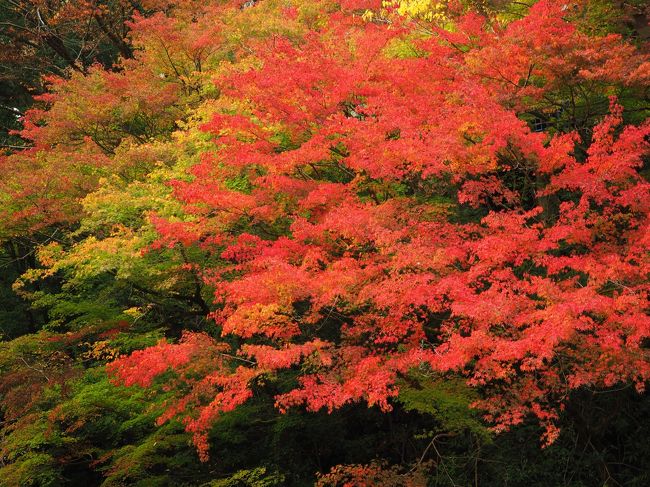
(0, 0), (649, 485)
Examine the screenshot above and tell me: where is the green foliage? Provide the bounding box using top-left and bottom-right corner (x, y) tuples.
(398, 373), (490, 439)
(205, 468), (285, 487)
(0, 453), (63, 487)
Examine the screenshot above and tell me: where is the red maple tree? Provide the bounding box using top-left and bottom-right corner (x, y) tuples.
(108, 0), (650, 459)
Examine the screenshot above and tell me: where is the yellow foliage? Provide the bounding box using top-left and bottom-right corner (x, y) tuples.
(384, 0), (448, 22)
(81, 340), (120, 361)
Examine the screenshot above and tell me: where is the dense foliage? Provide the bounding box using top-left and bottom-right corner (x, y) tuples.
(1, 0), (648, 485)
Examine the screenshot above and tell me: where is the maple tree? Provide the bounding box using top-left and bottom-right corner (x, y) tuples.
(106, 0), (650, 460)
(0, 0), (149, 152)
(0, 0), (136, 74)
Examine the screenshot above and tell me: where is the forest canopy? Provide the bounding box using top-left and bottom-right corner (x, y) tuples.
(0, 0), (649, 485)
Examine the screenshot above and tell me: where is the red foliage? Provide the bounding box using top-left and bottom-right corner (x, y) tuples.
(109, 0), (650, 458)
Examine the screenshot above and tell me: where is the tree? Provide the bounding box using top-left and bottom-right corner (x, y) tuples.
(106, 0), (649, 462)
